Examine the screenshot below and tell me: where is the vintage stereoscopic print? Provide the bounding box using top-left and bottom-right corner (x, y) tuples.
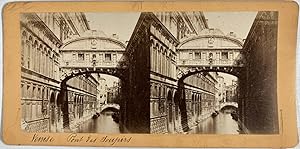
(19, 11), (279, 135)
(2, 1), (299, 148)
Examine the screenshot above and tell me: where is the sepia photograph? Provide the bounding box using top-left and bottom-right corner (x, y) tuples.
(19, 11), (279, 135)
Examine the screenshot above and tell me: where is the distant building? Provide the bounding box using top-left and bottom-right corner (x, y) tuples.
(107, 81), (121, 104)
(183, 72), (218, 122)
(225, 82), (238, 102)
(97, 75), (108, 106)
(216, 75), (226, 103)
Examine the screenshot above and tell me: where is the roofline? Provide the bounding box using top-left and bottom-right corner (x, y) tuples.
(62, 36), (126, 49)
(178, 35), (244, 48)
(205, 72), (218, 83)
(62, 13), (80, 36)
(200, 12), (209, 29)
(181, 13), (197, 35)
(80, 12), (90, 30)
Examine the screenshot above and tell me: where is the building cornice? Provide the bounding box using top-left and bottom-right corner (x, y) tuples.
(80, 12), (90, 30)
(178, 34), (244, 48)
(149, 12), (180, 46)
(200, 12), (209, 29)
(24, 13), (63, 47)
(62, 36), (126, 49)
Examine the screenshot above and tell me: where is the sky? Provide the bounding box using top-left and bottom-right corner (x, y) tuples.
(204, 12), (257, 39)
(85, 11), (257, 41)
(217, 72), (237, 86)
(85, 12), (141, 41)
(84, 12), (256, 86)
(99, 74), (120, 87)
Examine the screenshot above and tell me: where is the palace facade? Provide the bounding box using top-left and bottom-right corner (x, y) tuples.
(20, 12), (100, 132)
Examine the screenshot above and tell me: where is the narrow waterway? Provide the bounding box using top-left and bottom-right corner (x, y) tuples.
(189, 110), (240, 134)
(77, 110), (120, 133)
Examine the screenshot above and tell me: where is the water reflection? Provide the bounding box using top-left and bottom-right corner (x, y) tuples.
(77, 110), (120, 133)
(189, 110), (240, 134)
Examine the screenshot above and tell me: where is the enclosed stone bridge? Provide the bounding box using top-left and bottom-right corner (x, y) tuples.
(220, 102), (238, 109)
(100, 104), (120, 112)
(59, 36), (127, 81)
(176, 28), (245, 80)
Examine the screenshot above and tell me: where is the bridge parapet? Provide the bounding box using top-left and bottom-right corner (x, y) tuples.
(99, 103), (120, 112)
(177, 59), (243, 67)
(61, 60), (119, 68)
(220, 102), (238, 109)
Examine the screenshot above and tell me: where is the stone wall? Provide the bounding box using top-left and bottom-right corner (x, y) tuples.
(239, 11), (278, 134)
(121, 13), (152, 133)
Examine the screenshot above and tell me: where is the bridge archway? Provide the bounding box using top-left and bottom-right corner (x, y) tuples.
(100, 104), (120, 113)
(175, 70), (240, 132)
(177, 68), (241, 82)
(58, 70), (125, 131)
(220, 102), (238, 110)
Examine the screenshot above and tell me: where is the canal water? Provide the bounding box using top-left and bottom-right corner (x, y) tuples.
(189, 110), (240, 134)
(76, 109), (239, 134)
(77, 110), (120, 133)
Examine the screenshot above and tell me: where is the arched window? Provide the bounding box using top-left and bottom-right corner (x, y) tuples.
(166, 52), (169, 76)
(32, 41), (38, 71)
(38, 44), (43, 73)
(169, 53), (173, 77)
(158, 86), (164, 114)
(21, 31), (27, 66)
(209, 52), (213, 59)
(157, 47), (161, 73)
(21, 100), (26, 121)
(50, 54), (55, 78)
(162, 50), (165, 75)
(21, 83), (25, 98)
(155, 44), (159, 72)
(27, 36), (33, 69)
(37, 87), (41, 99)
(45, 51), (49, 77)
(167, 90), (173, 123)
(154, 85), (157, 97)
(150, 39), (154, 70)
(159, 47), (163, 73)
(42, 48), (47, 75)
(47, 51), (51, 77)
(41, 88), (46, 115)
